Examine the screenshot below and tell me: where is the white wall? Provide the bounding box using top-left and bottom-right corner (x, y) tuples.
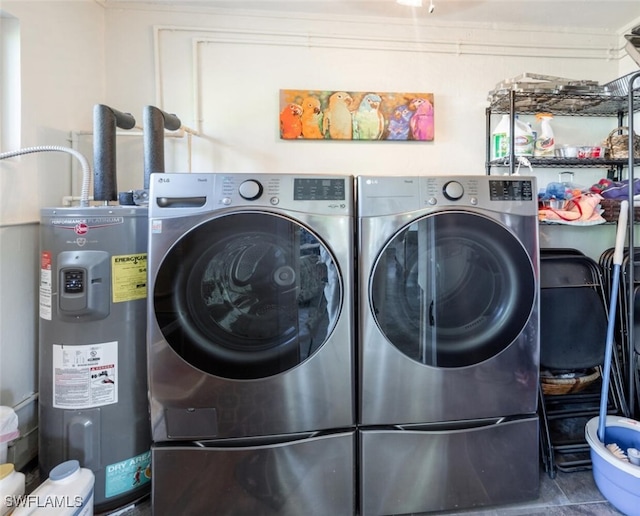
(0, 0), (104, 467)
(101, 5), (639, 262)
(0, 0), (638, 468)
(102, 5), (633, 179)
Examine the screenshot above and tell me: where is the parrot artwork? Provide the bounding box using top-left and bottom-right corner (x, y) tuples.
(352, 93), (385, 140)
(301, 96), (324, 139)
(279, 103), (303, 139)
(409, 97), (434, 141)
(386, 103), (415, 140)
(322, 91), (354, 140)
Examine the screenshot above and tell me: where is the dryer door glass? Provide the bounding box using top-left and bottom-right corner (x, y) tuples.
(154, 212), (342, 379)
(370, 211), (535, 367)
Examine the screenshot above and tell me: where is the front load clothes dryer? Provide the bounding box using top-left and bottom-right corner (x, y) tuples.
(357, 175), (540, 516)
(147, 173), (355, 515)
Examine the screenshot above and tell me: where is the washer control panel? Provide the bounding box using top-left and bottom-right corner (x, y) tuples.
(222, 176), (347, 208)
(442, 180), (465, 201)
(424, 176), (481, 206)
(149, 173), (352, 217)
(238, 179), (263, 200)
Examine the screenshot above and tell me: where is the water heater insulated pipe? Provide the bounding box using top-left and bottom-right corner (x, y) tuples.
(143, 106), (181, 189)
(93, 104), (136, 202)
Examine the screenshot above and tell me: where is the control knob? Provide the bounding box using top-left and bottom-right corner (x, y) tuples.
(238, 180), (263, 200)
(443, 181), (464, 201)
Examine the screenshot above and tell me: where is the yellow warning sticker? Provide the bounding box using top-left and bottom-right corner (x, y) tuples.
(112, 253), (147, 303)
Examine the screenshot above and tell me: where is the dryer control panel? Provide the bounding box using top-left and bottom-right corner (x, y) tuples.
(358, 175), (538, 217)
(488, 179), (535, 201)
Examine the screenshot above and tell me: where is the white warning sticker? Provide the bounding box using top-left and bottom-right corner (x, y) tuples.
(39, 251), (53, 321)
(52, 341), (118, 409)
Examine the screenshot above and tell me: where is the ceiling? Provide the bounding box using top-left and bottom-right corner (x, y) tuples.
(104, 0), (640, 32)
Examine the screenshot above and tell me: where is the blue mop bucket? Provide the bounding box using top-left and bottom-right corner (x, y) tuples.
(586, 200), (640, 516)
(585, 417), (640, 515)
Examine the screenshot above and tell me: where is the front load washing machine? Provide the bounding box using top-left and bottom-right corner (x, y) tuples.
(357, 175), (540, 515)
(147, 173), (355, 515)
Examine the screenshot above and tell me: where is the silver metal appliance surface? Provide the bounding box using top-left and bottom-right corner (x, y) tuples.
(39, 205), (151, 511)
(357, 175), (540, 515)
(359, 417), (539, 516)
(152, 431), (355, 515)
(147, 173), (355, 514)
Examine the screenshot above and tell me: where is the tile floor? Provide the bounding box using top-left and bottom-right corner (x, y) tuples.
(97, 467), (621, 516)
(441, 468), (621, 516)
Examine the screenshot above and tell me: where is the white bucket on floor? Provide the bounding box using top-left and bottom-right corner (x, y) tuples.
(0, 463), (25, 516)
(11, 460), (94, 516)
(0, 407), (19, 464)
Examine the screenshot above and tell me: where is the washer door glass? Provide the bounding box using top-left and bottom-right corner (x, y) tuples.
(370, 211), (535, 367)
(154, 212), (342, 379)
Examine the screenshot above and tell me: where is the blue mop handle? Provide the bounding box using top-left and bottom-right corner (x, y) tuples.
(598, 200), (629, 442)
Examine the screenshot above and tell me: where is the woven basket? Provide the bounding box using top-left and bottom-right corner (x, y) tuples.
(604, 127), (640, 159)
(600, 198), (640, 222)
(541, 368), (600, 396)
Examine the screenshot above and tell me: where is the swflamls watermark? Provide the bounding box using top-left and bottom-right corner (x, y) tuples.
(4, 494), (85, 508)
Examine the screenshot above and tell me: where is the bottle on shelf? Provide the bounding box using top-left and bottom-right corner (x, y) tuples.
(491, 115), (535, 160)
(534, 113), (555, 157)
(515, 116), (534, 157)
(492, 114), (510, 160)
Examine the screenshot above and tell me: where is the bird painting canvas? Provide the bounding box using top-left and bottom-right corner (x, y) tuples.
(279, 89), (435, 141)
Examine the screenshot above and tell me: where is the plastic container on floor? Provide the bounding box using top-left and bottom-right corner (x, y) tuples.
(0, 463), (25, 516)
(586, 417), (640, 516)
(11, 460), (94, 516)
